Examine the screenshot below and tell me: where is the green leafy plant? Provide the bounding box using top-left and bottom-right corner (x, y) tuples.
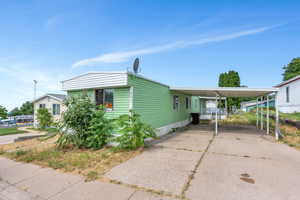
(85, 106), (114, 149)
(113, 110), (156, 150)
(57, 95), (114, 149)
(0, 105), (8, 119)
(37, 108), (53, 129)
(57, 95), (95, 148)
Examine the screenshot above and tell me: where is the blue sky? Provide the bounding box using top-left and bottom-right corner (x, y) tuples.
(1, 0), (300, 110)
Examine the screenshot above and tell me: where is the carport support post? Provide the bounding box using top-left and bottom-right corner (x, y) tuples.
(275, 92), (279, 140)
(267, 95), (270, 134)
(256, 98), (259, 129)
(215, 94), (218, 136)
(225, 98), (228, 117)
(260, 96), (263, 130)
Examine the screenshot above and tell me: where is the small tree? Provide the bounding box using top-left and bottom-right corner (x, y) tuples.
(218, 70), (241, 112)
(37, 108), (52, 129)
(85, 106), (114, 149)
(57, 95), (96, 148)
(282, 57), (300, 81)
(20, 101), (34, 115)
(113, 110), (156, 150)
(9, 107), (21, 116)
(0, 105), (8, 119)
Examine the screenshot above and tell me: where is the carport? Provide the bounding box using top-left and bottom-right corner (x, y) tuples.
(170, 87), (281, 139)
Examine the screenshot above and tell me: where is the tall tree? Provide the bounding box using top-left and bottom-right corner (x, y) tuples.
(0, 105), (8, 119)
(282, 57), (300, 81)
(218, 70), (241, 112)
(19, 101), (34, 115)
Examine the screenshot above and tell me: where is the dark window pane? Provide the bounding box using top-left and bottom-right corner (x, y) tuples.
(95, 89), (104, 105)
(104, 89), (114, 109)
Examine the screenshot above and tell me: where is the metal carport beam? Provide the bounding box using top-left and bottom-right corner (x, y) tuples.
(169, 87), (280, 138)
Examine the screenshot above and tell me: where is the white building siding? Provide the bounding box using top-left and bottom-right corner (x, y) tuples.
(62, 72), (128, 91)
(277, 79), (300, 113)
(34, 97), (66, 127)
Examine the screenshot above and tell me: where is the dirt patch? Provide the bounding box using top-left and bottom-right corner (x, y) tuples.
(0, 137), (142, 181)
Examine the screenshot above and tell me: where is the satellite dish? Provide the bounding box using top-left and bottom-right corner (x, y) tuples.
(133, 58), (140, 74)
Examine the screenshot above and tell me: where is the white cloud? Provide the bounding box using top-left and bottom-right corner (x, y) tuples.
(0, 64), (65, 110)
(72, 25), (276, 68)
(44, 15), (61, 30)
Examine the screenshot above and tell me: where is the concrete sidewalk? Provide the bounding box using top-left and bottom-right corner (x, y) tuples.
(0, 157), (173, 200)
(0, 127), (45, 145)
(1, 125), (300, 200)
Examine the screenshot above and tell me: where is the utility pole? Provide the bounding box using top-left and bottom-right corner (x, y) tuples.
(33, 80), (37, 100)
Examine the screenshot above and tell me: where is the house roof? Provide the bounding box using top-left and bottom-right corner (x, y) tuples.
(170, 87), (278, 98)
(275, 74), (300, 87)
(61, 71), (169, 91)
(33, 93), (66, 103)
(241, 98), (275, 107)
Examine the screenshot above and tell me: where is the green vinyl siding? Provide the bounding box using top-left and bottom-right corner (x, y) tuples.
(128, 75), (191, 128)
(67, 89), (95, 102)
(67, 88), (130, 119)
(105, 87), (130, 119)
(191, 96), (200, 113)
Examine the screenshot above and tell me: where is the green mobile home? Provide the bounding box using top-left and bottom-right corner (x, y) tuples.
(62, 72), (192, 136)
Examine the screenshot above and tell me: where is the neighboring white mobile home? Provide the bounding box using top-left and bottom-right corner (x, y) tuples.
(275, 75), (300, 113)
(33, 93), (66, 127)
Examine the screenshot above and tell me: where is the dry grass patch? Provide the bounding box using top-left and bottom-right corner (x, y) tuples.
(280, 124), (300, 150)
(0, 138), (142, 181)
(0, 135), (58, 152)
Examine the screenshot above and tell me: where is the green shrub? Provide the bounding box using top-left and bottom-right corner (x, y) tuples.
(57, 96), (114, 149)
(57, 95), (95, 148)
(37, 108), (53, 129)
(85, 106), (114, 149)
(113, 110), (156, 150)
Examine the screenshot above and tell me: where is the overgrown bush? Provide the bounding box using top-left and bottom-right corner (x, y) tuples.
(113, 110), (156, 150)
(37, 108), (53, 129)
(85, 106), (114, 149)
(57, 95), (114, 149)
(57, 95), (96, 148)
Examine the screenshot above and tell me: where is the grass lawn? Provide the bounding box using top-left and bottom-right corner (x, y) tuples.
(0, 136), (141, 181)
(0, 127), (26, 136)
(280, 112), (300, 121)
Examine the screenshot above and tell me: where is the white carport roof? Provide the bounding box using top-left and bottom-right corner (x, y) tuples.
(170, 87), (278, 97)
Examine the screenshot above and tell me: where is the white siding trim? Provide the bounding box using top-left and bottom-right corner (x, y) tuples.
(62, 72), (128, 91)
(129, 86), (133, 110)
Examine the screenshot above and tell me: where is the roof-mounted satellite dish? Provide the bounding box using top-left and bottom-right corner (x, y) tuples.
(133, 58), (140, 74)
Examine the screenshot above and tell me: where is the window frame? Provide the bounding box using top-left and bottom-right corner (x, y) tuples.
(52, 104), (60, 115)
(39, 104), (46, 109)
(173, 95), (179, 111)
(185, 97), (190, 109)
(95, 89), (114, 111)
(286, 86), (290, 103)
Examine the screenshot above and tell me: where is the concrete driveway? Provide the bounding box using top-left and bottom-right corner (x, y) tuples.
(106, 125), (300, 200)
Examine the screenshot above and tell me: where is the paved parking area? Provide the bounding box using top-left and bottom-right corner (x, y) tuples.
(1, 125), (300, 200)
(106, 125), (300, 200)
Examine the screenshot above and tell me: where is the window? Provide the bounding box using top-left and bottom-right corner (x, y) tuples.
(95, 89), (114, 110)
(173, 95), (179, 111)
(52, 104), (60, 115)
(286, 86), (290, 103)
(185, 97), (190, 109)
(39, 104), (45, 109)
